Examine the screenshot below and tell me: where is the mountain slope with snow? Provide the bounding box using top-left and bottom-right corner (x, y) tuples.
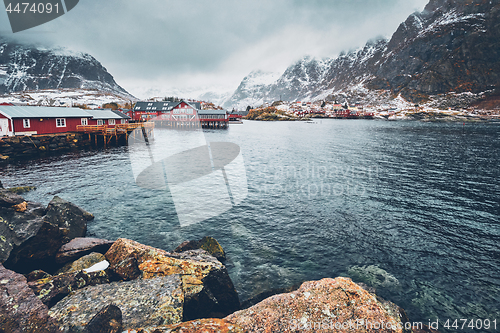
(223, 70), (281, 109)
(225, 0), (500, 109)
(0, 37), (134, 100)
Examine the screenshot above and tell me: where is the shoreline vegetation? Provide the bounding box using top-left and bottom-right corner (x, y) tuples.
(0, 183), (439, 332)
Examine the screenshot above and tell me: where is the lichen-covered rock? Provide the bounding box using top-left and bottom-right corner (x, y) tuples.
(49, 275), (184, 332)
(84, 304), (122, 333)
(29, 269), (109, 307)
(0, 264), (62, 333)
(105, 238), (170, 266)
(105, 238), (240, 320)
(7, 186), (37, 194)
(240, 282), (302, 310)
(124, 318), (246, 333)
(55, 237), (114, 264)
(26, 269), (52, 282)
(43, 196), (94, 241)
(225, 277), (405, 333)
(173, 240), (199, 252)
(109, 256), (141, 281)
(1, 195), (94, 273)
(0, 199), (47, 266)
(56, 252), (106, 275)
(12, 201), (28, 212)
(174, 236), (226, 261)
(0, 188), (25, 207)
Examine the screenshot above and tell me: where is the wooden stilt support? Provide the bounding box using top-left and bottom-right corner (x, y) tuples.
(141, 126), (149, 143)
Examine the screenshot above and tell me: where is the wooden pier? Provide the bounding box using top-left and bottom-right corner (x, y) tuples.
(73, 122), (155, 147)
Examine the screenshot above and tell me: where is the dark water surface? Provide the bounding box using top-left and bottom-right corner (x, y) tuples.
(1, 120), (499, 331)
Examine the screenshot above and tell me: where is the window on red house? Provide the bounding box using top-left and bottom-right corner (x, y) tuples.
(56, 118), (66, 127)
(23, 119), (30, 128)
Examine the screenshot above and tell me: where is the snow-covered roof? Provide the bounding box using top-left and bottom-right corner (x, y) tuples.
(84, 110), (128, 119)
(134, 101), (178, 111)
(134, 100), (202, 111)
(0, 106), (91, 118)
(110, 110), (131, 119)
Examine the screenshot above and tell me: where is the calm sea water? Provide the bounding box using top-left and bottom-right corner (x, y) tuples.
(1, 120), (499, 332)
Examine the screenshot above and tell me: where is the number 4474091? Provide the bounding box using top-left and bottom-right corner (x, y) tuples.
(5, 2), (59, 14)
(443, 319), (496, 330)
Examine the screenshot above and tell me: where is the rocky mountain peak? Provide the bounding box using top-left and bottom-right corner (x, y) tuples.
(0, 37), (133, 99)
(224, 0), (500, 109)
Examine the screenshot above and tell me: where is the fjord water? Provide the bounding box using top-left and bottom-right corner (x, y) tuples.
(1, 120), (499, 330)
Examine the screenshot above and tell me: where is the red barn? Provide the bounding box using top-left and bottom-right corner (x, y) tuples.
(0, 106), (92, 137)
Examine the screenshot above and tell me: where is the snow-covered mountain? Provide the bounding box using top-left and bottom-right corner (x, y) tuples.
(222, 70), (281, 110)
(197, 90), (232, 108)
(266, 56), (333, 103)
(0, 36), (134, 100)
(225, 0), (500, 109)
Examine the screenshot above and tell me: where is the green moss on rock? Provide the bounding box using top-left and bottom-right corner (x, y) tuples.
(7, 186), (37, 194)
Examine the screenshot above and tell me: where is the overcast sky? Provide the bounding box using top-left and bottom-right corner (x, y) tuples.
(0, 0), (428, 99)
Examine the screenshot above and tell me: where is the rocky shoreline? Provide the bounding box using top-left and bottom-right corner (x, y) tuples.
(0, 132), (129, 164)
(0, 183), (438, 333)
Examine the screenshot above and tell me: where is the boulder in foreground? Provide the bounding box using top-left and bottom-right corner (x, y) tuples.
(43, 196), (94, 242)
(225, 277), (405, 333)
(55, 252), (106, 275)
(1, 195), (94, 273)
(28, 269), (109, 308)
(84, 304), (122, 333)
(48, 275), (184, 332)
(0, 264), (61, 333)
(55, 237), (114, 264)
(105, 238), (240, 320)
(124, 318), (245, 333)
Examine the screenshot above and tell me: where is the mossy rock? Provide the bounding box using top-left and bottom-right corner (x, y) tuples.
(8, 186), (36, 194)
(199, 236), (226, 261)
(25, 269), (52, 282)
(56, 252), (106, 275)
(347, 264), (400, 291)
(174, 236), (226, 261)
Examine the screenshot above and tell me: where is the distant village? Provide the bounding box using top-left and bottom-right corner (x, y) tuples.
(246, 100), (500, 121)
(1, 94), (499, 139)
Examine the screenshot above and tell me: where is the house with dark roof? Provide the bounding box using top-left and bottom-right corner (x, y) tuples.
(153, 101), (229, 129)
(124, 100), (229, 129)
(128, 101), (177, 121)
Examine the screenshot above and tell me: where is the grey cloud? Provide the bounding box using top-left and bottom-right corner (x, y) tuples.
(0, 0), (428, 98)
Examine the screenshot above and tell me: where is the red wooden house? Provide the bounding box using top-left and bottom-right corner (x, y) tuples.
(0, 106), (92, 137)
